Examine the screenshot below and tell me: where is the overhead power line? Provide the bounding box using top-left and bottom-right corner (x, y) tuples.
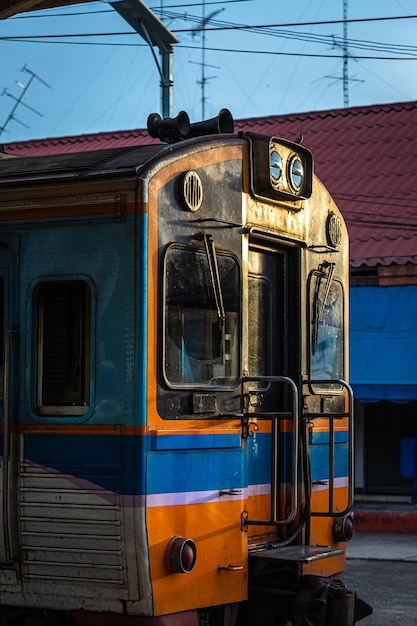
(3, 36), (417, 61)
(334, 197), (417, 210)
(11, 9), (417, 29)
(4, 11), (417, 59)
(159, 10), (417, 57)
(345, 217), (417, 230)
(171, 13), (417, 32)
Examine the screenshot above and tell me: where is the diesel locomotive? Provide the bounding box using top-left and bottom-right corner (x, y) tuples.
(0, 109), (371, 626)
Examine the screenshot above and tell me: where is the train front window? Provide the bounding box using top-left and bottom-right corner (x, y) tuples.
(310, 269), (344, 385)
(36, 281), (91, 416)
(164, 245), (240, 387)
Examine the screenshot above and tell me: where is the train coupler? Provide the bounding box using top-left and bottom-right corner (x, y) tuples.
(290, 575), (372, 625)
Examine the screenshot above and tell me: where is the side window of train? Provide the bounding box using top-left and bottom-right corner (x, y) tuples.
(36, 281), (91, 416)
(163, 245), (240, 388)
(309, 270), (344, 387)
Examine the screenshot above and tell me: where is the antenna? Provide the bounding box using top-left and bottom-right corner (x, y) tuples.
(0, 65), (51, 139)
(190, 0), (224, 118)
(324, 0), (364, 107)
(342, 0), (349, 107)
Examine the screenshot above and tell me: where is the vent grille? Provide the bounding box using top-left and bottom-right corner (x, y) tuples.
(182, 171), (203, 211)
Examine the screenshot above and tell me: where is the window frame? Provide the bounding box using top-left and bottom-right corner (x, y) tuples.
(162, 243), (241, 390)
(308, 269), (345, 392)
(33, 278), (93, 418)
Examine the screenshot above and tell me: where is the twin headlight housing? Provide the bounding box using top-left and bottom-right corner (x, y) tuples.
(270, 147), (305, 193)
(246, 133), (313, 205)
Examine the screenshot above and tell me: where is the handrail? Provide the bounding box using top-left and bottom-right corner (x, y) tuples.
(302, 379), (354, 517)
(242, 375), (299, 527)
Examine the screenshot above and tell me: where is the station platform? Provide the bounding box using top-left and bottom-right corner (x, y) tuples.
(346, 531), (417, 561)
(352, 496), (417, 535)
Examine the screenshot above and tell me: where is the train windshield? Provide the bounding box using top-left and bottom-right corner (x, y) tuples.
(164, 245), (240, 387)
(310, 268), (344, 385)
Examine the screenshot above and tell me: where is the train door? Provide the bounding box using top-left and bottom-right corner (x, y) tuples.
(244, 241), (300, 540)
(0, 239), (19, 582)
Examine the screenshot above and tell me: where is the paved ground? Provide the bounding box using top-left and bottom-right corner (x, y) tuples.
(344, 558), (416, 626)
(344, 531), (417, 625)
(347, 531), (417, 561)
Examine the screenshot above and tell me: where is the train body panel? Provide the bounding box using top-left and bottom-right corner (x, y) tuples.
(0, 200), (151, 613)
(0, 121), (370, 626)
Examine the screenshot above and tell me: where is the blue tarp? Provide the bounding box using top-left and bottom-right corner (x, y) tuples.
(400, 436), (417, 478)
(349, 285), (417, 402)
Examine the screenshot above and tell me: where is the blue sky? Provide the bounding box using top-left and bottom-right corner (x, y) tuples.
(0, 0), (416, 142)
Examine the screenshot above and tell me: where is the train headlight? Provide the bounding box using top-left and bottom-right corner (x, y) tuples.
(288, 155), (304, 192)
(247, 133), (313, 205)
(167, 536), (197, 573)
(270, 149), (283, 183)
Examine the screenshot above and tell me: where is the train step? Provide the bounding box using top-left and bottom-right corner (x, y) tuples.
(249, 545), (344, 563)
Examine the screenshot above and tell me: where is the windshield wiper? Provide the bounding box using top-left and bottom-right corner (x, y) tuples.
(312, 261), (335, 354)
(199, 232), (226, 325)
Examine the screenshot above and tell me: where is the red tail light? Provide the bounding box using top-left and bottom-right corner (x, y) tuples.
(167, 537), (197, 574)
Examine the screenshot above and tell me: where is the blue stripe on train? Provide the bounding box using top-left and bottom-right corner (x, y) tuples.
(147, 447), (245, 494)
(23, 433), (146, 495)
(309, 430), (349, 481)
(149, 432), (241, 450)
(21, 429), (348, 496)
(248, 431), (349, 484)
(23, 432), (245, 495)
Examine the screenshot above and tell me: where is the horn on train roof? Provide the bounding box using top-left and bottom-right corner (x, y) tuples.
(147, 110), (190, 143)
(186, 108), (234, 138)
(147, 108), (234, 143)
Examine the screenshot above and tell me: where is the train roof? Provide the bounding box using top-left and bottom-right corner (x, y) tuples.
(0, 144), (165, 181)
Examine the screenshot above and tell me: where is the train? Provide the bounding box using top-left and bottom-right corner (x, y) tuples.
(0, 109), (371, 626)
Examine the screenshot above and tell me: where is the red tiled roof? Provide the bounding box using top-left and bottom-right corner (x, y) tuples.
(2, 127), (153, 157)
(236, 102), (417, 268)
(4, 100), (417, 268)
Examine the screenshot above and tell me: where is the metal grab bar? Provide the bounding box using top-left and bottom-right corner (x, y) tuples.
(242, 375), (299, 527)
(302, 379), (354, 517)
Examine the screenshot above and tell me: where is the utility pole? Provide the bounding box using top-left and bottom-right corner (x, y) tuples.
(111, 0), (178, 118)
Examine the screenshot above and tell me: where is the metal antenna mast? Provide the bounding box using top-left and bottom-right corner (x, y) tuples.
(190, 0), (223, 118)
(324, 0), (363, 107)
(0, 65), (51, 139)
(342, 0), (349, 107)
